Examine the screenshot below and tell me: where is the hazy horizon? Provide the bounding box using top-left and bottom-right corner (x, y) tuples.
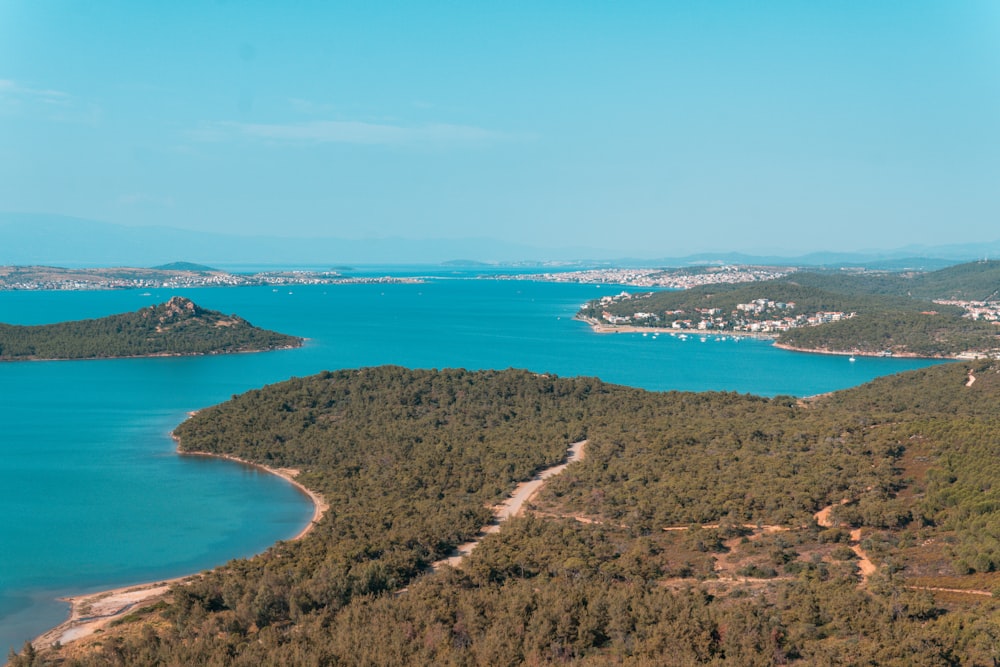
(2, 4), (999, 257)
(2, 211), (999, 267)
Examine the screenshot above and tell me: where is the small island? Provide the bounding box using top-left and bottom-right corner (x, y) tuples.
(0, 296), (302, 361)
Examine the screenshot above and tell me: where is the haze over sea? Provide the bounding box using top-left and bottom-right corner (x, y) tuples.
(0, 272), (942, 651)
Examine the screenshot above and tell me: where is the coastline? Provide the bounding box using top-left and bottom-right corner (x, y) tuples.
(771, 341), (977, 361)
(29, 441), (328, 652)
(30, 577), (195, 650)
(2, 340), (305, 364)
(576, 316), (777, 340)
(178, 449), (329, 542)
(578, 316), (980, 361)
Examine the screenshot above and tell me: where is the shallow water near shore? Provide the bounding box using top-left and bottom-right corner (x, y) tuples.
(0, 276), (943, 651)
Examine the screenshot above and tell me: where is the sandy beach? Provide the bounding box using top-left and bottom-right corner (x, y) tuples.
(30, 449), (328, 652)
(31, 578), (192, 649)
(178, 450), (330, 541)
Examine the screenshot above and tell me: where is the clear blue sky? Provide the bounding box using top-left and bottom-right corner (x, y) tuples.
(2, 1), (999, 257)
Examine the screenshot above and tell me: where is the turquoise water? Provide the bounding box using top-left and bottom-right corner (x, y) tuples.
(0, 279), (943, 651)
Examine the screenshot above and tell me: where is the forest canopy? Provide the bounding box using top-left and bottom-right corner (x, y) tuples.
(18, 363), (1000, 665)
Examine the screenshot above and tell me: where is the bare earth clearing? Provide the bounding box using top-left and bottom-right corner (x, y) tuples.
(32, 579), (191, 648)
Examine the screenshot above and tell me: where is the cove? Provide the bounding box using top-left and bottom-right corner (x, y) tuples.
(0, 277), (944, 652)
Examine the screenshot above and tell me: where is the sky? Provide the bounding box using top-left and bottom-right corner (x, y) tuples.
(1, 1), (999, 258)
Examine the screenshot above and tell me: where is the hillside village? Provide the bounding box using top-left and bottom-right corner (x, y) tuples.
(597, 291), (855, 334)
(935, 298), (1000, 322)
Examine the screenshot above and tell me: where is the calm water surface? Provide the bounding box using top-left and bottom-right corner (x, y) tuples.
(0, 278), (943, 650)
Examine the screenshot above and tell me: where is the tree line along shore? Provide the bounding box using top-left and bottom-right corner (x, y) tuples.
(13, 362), (1000, 665)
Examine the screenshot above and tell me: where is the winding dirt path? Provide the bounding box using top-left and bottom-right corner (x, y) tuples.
(849, 528), (877, 581)
(663, 523), (791, 534)
(814, 501), (995, 594)
(814, 500), (876, 584)
(813, 503), (838, 529)
(910, 585), (992, 597)
(432, 440), (587, 570)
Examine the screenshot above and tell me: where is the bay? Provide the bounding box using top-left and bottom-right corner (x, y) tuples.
(0, 277), (943, 651)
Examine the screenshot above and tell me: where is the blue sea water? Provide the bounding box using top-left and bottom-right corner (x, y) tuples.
(0, 277), (944, 651)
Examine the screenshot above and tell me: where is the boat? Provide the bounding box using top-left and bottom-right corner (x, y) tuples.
(849, 355), (856, 362)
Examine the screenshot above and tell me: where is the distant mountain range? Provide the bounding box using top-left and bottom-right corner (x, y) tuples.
(2, 212), (999, 269)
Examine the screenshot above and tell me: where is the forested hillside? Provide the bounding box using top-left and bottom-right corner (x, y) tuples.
(897, 260), (1000, 301)
(764, 260), (1000, 301)
(17, 363), (1000, 665)
(0, 297), (301, 360)
(777, 310), (1000, 357)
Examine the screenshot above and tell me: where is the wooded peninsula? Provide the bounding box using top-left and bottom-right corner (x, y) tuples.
(579, 260), (1000, 358)
(0, 297), (302, 361)
(15, 362), (1000, 665)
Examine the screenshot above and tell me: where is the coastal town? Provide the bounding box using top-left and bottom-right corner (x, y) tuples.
(593, 290), (855, 334)
(934, 298), (1000, 322)
(493, 264), (793, 288)
(0, 266), (422, 290)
